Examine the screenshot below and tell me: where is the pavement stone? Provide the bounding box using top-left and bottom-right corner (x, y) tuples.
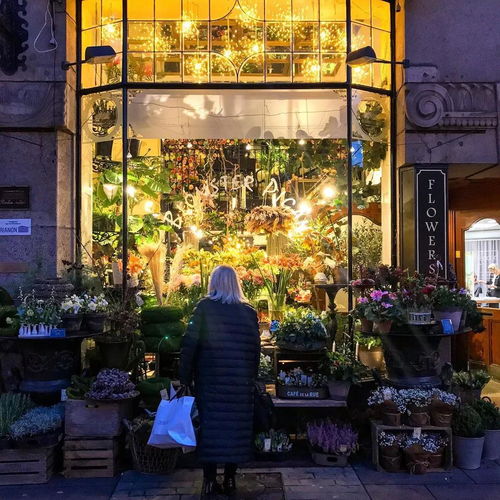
(284, 484), (369, 499)
(461, 460), (500, 483)
(364, 484), (434, 500)
(427, 484), (500, 500)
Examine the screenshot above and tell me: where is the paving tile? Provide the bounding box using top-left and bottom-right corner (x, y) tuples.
(364, 484), (434, 500)
(427, 484), (500, 500)
(284, 484), (369, 499)
(461, 460), (500, 483)
(353, 462), (473, 485)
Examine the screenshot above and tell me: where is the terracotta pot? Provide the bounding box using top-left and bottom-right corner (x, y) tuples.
(407, 411), (430, 427)
(380, 453), (401, 472)
(382, 411), (401, 426)
(360, 318), (373, 333)
(374, 320), (393, 334)
(429, 450), (444, 468)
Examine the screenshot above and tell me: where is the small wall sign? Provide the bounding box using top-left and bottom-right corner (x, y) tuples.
(0, 219), (31, 236)
(0, 186), (30, 210)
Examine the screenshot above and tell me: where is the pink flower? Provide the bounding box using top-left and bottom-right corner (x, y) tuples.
(381, 302), (393, 308)
(358, 297), (369, 304)
(370, 290), (388, 301)
(389, 293), (397, 300)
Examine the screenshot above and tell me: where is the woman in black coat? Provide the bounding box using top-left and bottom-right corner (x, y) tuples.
(179, 265), (260, 497)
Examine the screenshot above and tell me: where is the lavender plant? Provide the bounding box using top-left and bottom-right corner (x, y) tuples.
(307, 419), (358, 455)
(86, 369), (137, 400)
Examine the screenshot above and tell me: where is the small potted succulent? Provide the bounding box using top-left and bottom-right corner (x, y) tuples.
(82, 294), (109, 333)
(400, 388), (432, 426)
(431, 389), (460, 426)
(272, 308), (329, 351)
(452, 403), (485, 469)
(0, 393), (34, 449)
(320, 350), (368, 400)
(452, 370), (491, 404)
(9, 404), (64, 448)
(402, 435), (431, 474)
(377, 431), (402, 472)
(60, 294), (85, 332)
(354, 332), (384, 370)
(430, 286), (464, 331)
(254, 429), (292, 460)
(368, 386), (406, 426)
(470, 398), (500, 460)
(307, 419), (358, 467)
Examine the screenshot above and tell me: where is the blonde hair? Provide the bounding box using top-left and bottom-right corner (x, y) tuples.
(207, 265), (248, 304)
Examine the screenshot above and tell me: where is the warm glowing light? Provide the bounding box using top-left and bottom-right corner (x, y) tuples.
(298, 138), (306, 146)
(297, 200), (313, 215)
(322, 186), (336, 199)
(251, 43), (261, 53)
(223, 49), (232, 58)
(144, 200), (154, 213)
(103, 183), (117, 196)
(245, 143), (252, 150)
(182, 20), (193, 33)
(126, 152), (132, 159)
(187, 142), (193, 149)
(126, 185), (136, 197)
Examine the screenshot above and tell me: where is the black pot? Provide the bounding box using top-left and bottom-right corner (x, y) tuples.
(62, 314), (83, 333)
(84, 313), (107, 334)
(95, 336), (131, 369)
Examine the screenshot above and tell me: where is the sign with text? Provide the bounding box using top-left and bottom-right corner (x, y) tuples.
(0, 219), (31, 236)
(0, 186), (30, 210)
(416, 166), (448, 277)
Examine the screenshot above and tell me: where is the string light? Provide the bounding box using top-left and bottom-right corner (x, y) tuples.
(298, 138), (306, 146)
(322, 185), (336, 199)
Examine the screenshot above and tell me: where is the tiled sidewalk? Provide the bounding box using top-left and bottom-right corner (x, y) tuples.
(3, 462), (500, 500)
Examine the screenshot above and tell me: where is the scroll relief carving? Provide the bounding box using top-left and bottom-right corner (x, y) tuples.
(405, 83), (498, 130)
(0, 0), (29, 76)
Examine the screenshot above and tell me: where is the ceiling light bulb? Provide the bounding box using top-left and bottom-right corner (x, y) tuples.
(144, 200), (154, 213)
(126, 152), (132, 159)
(298, 200), (312, 215)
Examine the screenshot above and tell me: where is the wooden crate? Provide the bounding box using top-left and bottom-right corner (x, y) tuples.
(0, 447), (54, 485)
(371, 420), (453, 473)
(63, 437), (118, 478)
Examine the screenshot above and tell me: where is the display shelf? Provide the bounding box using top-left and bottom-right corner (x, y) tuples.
(271, 397), (347, 408)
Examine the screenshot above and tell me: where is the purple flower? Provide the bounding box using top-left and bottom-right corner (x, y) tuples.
(358, 297), (369, 304)
(458, 288), (468, 295)
(381, 302), (393, 309)
(370, 290), (388, 301)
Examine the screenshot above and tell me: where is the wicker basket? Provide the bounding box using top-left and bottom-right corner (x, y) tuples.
(125, 421), (180, 474)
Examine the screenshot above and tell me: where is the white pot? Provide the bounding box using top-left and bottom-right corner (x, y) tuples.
(483, 429), (500, 460)
(453, 435), (484, 469)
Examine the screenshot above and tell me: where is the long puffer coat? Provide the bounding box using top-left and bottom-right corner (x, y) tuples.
(179, 297), (260, 464)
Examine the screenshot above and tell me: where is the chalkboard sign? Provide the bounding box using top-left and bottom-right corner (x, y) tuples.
(0, 186), (29, 210)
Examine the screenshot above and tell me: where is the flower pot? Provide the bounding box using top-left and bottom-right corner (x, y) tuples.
(380, 444), (400, 458)
(453, 435), (484, 469)
(407, 411), (430, 427)
(62, 314), (83, 333)
(452, 386), (482, 404)
(403, 445), (431, 474)
(380, 453), (402, 472)
(483, 429), (500, 460)
(433, 309), (463, 332)
(84, 313), (107, 334)
(430, 402), (454, 426)
(382, 411), (401, 426)
(374, 320), (392, 334)
(360, 318), (374, 333)
(327, 380), (351, 400)
(95, 336), (131, 370)
(429, 450), (444, 468)
(358, 345), (384, 370)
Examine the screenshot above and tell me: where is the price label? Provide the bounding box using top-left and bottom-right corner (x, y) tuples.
(413, 427), (422, 439)
(61, 389), (67, 402)
(264, 438), (271, 452)
(383, 388), (392, 400)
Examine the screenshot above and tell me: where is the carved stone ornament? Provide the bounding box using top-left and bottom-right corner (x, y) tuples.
(0, 0), (29, 76)
(406, 83), (498, 130)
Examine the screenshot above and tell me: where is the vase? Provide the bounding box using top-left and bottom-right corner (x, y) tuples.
(360, 318), (373, 333)
(483, 429), (500, 460)
(62, 313), (83, 333)
(453, 435), (484, 469)
(433, 308), (463, 332)
(374, 320), (392, 334)
(84, 313), (107, 334)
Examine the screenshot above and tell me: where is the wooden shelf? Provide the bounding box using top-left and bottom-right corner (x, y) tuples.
(271, 397), (347, 408)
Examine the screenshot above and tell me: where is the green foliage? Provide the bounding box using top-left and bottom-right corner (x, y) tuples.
(470, 399), (500, 430)
(320, 350), (369, 384)
(0, 287), (14, 306)
(10, 404), (64, 440)
(274, 308), (329, 347)
(141, 306), (184, 324)
(0, 393), (34, 437)
(354, 331), (382, 350)
(452, 370), (491, 390)
(66, 375), (94, 400)
(352, 220), (382, 274)
(452, 404), (485, 438)
(430, 286), (461, 309)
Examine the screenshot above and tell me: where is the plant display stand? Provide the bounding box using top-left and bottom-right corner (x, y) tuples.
(63, 437), (119, 478)
(0, 446), (55, 485)
(371, 421), (453, 473)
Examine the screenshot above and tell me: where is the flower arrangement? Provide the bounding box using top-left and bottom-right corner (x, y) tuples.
(378, 431), (403, 448)
(367, 387), (406, 413)
(432, 389), (460, 408)
(86, 369), (137, 400)
(273, 308), (329, 348)
(398, 388), (432, 414)
(245, 205), (295, 234)
(307, 419), (358, 456)
(363, 290), (403, 323)
(452, 370), (491, 390)
(17, 289), (61, 328)
(258, 353), (273, 380)
(9, 404), (64, 440)
(60, 294), (85, 315)
(319, 351), (369, 384)
(277, 368), (327, 388)
(430, 285), (463, 310)
(82, 294), (109, 313)
(255, 429), (292, 453)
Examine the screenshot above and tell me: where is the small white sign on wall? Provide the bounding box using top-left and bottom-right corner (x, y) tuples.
(0, 219), (31, 236)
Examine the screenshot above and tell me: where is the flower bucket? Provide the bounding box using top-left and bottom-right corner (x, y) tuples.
(374, 320), (392, 334)
(83, 313), (107, 334)
(360, 318), (374, 333)
(433, 309), (462, 332)
(407, 411), (430, 427)
(403, 445), (431, 474)
(453, 435), (484, 469)
(430, 402), (454, 426)
(62, 314), (83, 333)
(483, 429), (500, 460)
(327, 380), (351, 400)
(429, 450), (444, 468)
(380, 453), (401, 472)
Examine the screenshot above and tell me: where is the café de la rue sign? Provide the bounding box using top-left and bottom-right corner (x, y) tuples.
(416, 166), (448, 277)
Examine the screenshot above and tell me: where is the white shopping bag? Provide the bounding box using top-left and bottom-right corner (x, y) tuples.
(147, 395), (197, 449)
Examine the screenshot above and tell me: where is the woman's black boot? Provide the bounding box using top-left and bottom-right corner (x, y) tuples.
(223, 475), (236, 496)
(201, 479), (222, 498)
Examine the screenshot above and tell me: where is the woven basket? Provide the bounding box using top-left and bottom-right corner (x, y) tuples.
(126, 423), (180, 474)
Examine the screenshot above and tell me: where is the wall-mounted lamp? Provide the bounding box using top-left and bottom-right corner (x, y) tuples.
(62, 45), (116, 71)
(346, 45), (410, 68)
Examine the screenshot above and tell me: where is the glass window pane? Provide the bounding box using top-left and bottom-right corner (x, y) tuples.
(82, 27), (101, 59)
(240, 54), (264, 82)
(266, 22), (292, 52)
(293, 0), (319, 21)
(101, 22), (122, 53)
(155, 52), (182, 81)
(183, 0), (209, 20)
(156, 22), (181, 51)
(372, 0), (390, 31)
(128, 0), (154, 20)
(128, 52), (155, 81)
(102, 0), (122, 22)
(211, 53), (237, 82)
(182, 22), (209, 51)
(128, 22), (155, 51)
(293, 22), (319, 52)
(266, 0), (291, 22)
(239, 0), (265, 21)
(183, 53), (209, 82)
(320, 0), (346, 21)
(82, 0), (100, 29)
(211, 0), (235, 20)
(372, 28), (391, 89)
(155, 0), (181, 19)
(320, 22), (346, 52)
(351, 0), (371, 25)
(266, 53), (291, 81)
(321, 53), (346, 82)
(293, 53), (320, 82)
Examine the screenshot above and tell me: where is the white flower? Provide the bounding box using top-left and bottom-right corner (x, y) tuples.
(5, 317), (13, 325)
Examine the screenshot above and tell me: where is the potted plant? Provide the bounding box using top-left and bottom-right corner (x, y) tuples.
(254, 429), (292, 460)
(354, 332), (384, 370)
(0, 393), (34, 449)
(60, 294), (85, 332)
(430, 286), (463, 331)
(320, 350), (368, 400)
(137, 377), (171, 410)
(364, 290), (403, 334)
(272, 308), (329, 351)
(258, 353), (274, 383)
(470, 399), (500, 460)
(452, 370), (491, 404)
(9, 404), (64, 448)
(307, 419), (358, 467)
(352, 296), (373, 333)
(276, 367), (328, 399)
(402, 436), (431, 474)
(399, 278), (434, 325)
(17, 290), (61, 336)
(430, 389), (460, 426)
(400, 389), (431, 426)
(423, 433), (449, 469)
(378, 431), (402, 472)
(452, 404), (485, 469)
(82, 294), (110, 333)
(368, 386), (406, 426)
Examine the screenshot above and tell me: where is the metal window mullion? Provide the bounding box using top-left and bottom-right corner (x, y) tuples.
(346, 0), (353, 313)
(390, 0), (397, 265)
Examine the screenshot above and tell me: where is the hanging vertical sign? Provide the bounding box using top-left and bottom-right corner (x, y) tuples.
(415, 166), (448, 277)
